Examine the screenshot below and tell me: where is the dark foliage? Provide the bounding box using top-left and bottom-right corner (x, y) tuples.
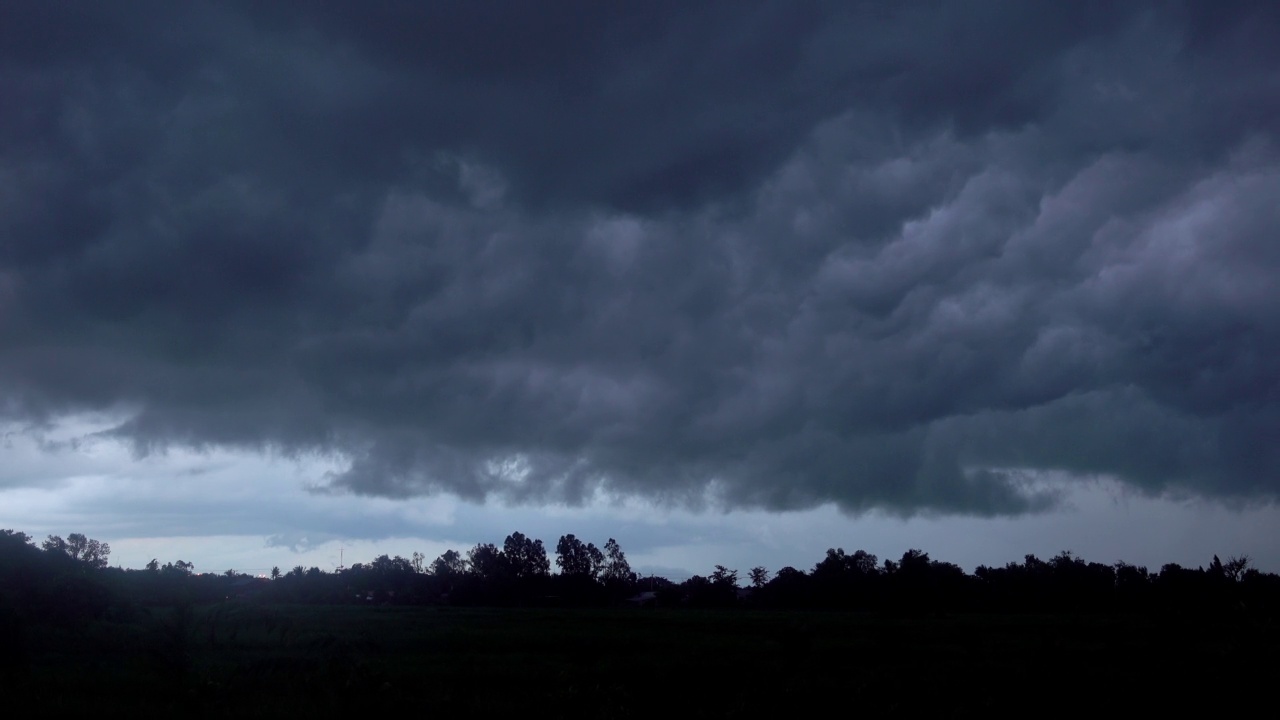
(4, 526), (1280, 714)
(6, 527), (1280, 617)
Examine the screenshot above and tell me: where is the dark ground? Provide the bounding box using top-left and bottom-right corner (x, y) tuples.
(6, 604), (1276, 717)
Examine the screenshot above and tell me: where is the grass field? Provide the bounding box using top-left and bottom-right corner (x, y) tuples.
(9, 603), (1277, 716)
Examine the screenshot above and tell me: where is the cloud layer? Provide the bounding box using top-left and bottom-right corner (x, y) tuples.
(2, 1), (1278, 515)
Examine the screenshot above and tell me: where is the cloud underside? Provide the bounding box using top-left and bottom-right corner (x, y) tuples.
(2, 2), (1278, 515)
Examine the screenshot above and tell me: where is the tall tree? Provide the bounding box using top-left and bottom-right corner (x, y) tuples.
(749, 566), (770, 588)
(711, 565), (738, 588)
(42, 535), (67, 555)
(431, 549), (467, 577)
(601, 538), (633, 584)
(556, 534), (602, 578)
(370, 554), (415, 575)
(468, 543), (507, 582)
(504, 532), (550, 579)
(0, 529), (32, 545)
(42, 533), (111, 569)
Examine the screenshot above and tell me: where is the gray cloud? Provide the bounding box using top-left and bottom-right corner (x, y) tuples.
(1, 1), (1278, 516)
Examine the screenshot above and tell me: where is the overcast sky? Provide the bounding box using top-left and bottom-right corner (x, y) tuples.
(2, 1), (1278, 577)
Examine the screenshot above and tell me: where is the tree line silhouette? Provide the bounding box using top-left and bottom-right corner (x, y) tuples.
(3, 527), (1278, 622)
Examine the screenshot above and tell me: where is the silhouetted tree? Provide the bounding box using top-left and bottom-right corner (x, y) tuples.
(601, 538), (633, 585)
(813, 548), (880, 579)
(468, 543), (507, 582)
(556, 534), (602, 579)
(370, 554), (415, 576)
(67, 533), (110, 569)
(431, 549), (467, 577)
(681, 568), (740, 608)
(504, 532), (550, 579)
(811, 548), (880, 608)
(1, 529), (32, 545)
(1212, 555), (1250, 583)
(41, 533), (111, 569)
(41, 535), (67, 555)
(760, 566), (812, 608)
(897, 548), (931, 575)
(8, 524), (1280, 618)
(711, 565), (738, 588)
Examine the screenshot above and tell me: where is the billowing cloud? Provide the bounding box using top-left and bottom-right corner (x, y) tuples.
(2, 1), (1278, 516)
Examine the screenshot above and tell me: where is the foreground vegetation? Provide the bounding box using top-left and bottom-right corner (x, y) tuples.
(4, 527), (1279, 715)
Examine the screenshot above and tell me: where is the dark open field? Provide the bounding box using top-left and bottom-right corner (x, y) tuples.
(7, 603), (1277, 716)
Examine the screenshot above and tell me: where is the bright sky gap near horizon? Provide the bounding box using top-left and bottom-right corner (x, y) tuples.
(2, 1), (1278, 577)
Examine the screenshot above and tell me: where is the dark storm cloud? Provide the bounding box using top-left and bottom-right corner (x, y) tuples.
(2, 1), (1278, 515)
